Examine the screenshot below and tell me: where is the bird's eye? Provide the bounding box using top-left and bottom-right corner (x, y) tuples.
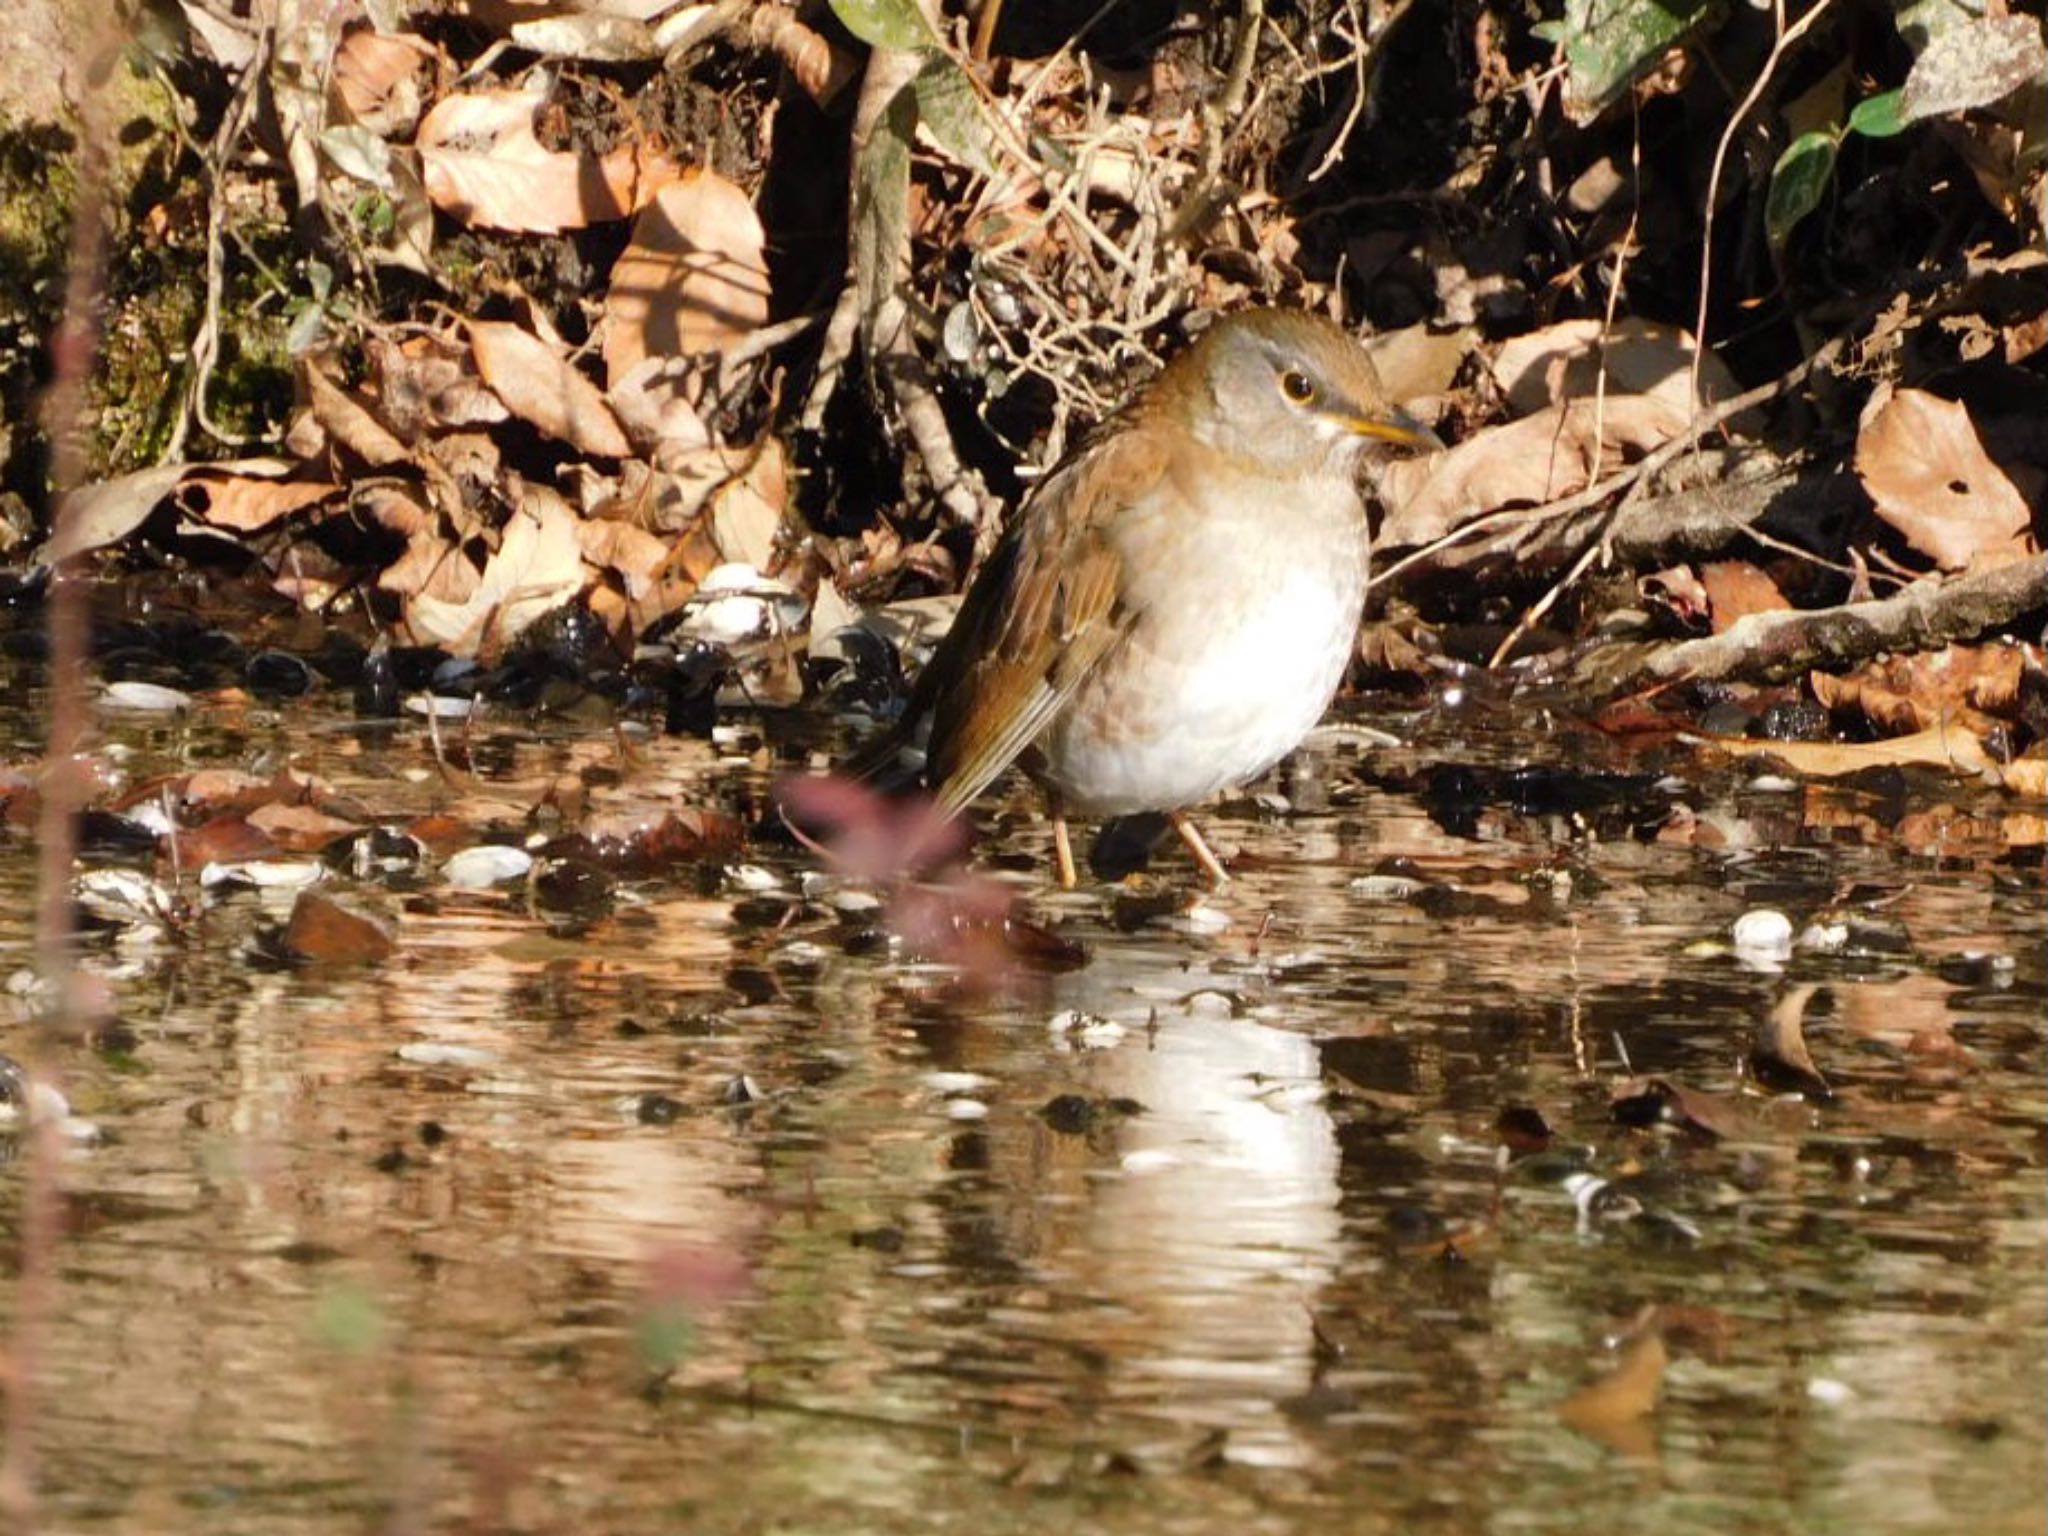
(1279, 369), (1315, 404)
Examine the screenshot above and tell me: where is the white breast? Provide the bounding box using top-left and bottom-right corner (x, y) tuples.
(1041, 472), (1367, 816)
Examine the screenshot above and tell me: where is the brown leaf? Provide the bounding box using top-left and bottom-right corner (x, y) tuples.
(1699, 560), (1789, 631)
(603, 169), (771, 389)
(403, 483), (590, 658)
(283, 890), (396, 964)
(39, 464), (189, 564)
(1705, 723), (1995, 779)
(247, 801), (363, 852)
(1854, 389), (2034, 571)
(329, 28), (436, 135)
(369, 332), (510, 436)
(470, 320), (631, 460)
(1750, 982), (1831, 1098)
(416, 87), (680, 233)
(606, 356), (712, 460)
(1558, 1329), (1667, 1460)
(302, 356), (411, 466)
(1491, 317), (1748, 424)
(178, 468), (339, 533)
(1379, 395), (1690, 548)
(1810, 645), (2034, 737)
(708, 438), (786, 569)
(746, 5), (858, 106)
(174, 814), (280, 866)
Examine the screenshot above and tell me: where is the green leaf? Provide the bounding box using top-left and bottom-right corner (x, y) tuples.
(851, 82), (916, 347)
(911, 55), (1000, 179)
(1529, 18), (1567, 42)
(1847, 88), (1907, 138)
(1556, 0), (1725, 123)
(1765, 130), (1839, 250)
(828, 0), (938, 52)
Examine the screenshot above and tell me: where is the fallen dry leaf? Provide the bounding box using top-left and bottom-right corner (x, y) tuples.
(329, 28), (436, 136)
(38, 464), (190, 564)
(603, 168), (771, 388)
(248, 801), (363, 852)
(416, 87), (679, 234)
(404, 483), (590, 657)
(284, 890), (396, 964)
(1491, 317), (1747, 424)
(470, 320), (632, 460)
(1379, 395), (1690, 548)
(178, 467), (339, 534)
(1558, 1329), (1667, 1461)
(1702, 723), (1996, 779)
(369, 332), (511, 436)
(1751, 982), (1831, 1098)
(1699, 560), (1789, 631)
(1854, 389), (2034, 571)
(301, 355), (411, 466)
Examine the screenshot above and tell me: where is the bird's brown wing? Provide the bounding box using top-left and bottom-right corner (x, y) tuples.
(920, 424), (1170, 815)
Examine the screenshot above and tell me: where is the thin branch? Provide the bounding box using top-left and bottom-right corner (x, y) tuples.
(1688, 0), (1836, 412)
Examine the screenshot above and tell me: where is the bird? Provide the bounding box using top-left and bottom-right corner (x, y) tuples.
(860, 307), (1440, 888)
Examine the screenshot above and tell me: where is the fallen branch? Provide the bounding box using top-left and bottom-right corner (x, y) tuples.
(1572, 551), (2048, 695)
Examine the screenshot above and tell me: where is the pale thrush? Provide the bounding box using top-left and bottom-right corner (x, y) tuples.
(866, 308), (1438, 887)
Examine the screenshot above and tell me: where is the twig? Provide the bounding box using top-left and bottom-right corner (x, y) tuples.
(1585, 551), (2048, 694)
(1688, 0), (1836, 414)
(164, 29), (270, 462)
(1485, 99), (1644, 668)
(1370, 328), (1849, 591)
(1301, 0), (1419, 185)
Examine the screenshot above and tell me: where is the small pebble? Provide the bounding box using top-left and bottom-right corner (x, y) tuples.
(1732, 907), (1794, 963)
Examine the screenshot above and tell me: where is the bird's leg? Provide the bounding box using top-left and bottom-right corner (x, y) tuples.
(1047, 791), (1078, 890)
(1169, 811), (1232, 887)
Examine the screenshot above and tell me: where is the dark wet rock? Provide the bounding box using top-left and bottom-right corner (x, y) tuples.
(636, 1093), (683, 1126)
(354, 640), (401, 717)
(1090, 811), (1172, 881)
(1396, 762), (1675, 842)
(835, 920), (892, 956)
(1383, 1204), (1447, 1244)
(245, 649), (315, 698)
(1496, 1104), (1554, 1153)
(807, 626), (906, 714)
(634, 638), (733, 738)
(77, 808), (161, 856)
(1697, 699), (1755, 736)
(331, 825), (430, 880)
(1038, 1092), (1139, 1135)
(372, 1145), (415, 1173)
(724, 964), (778, 1004)
(533, 856), (614, 915)
(1040, 1093), (1097, 1134)
(849, 1224), (906, 1252)
(1758, 698), (1829, 741)
(310, 630), (369, 686)
(417, 1121), (449, 1146)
